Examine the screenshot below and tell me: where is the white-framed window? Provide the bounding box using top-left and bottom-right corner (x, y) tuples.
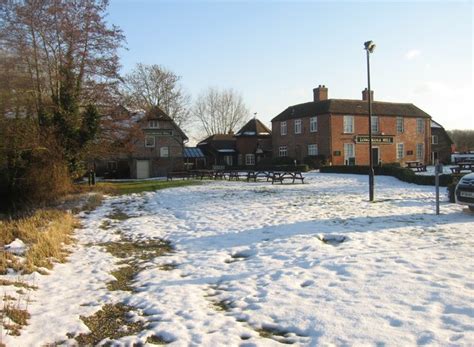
(294, 119), (302, 134)
(279, 146), (288, 157)
(396, 117), (404, 133)
(280, 121), (287, 135)
(308, 144), (318, 156)
(343, 143), (355, 165)
(371, 116), (379, 133)
(245, 154), (255, 166)
(416, 143), (424, 160)
(416, 118), (425, 134)
(145, 135), (155, 148)
(148, 120), (159, 128)
(432, 135), (438, 145)
(397, 143), (404, 160)
(160, 146), (169, 157)
(310, 116), (318, 132)
(343, 115), (354, 133)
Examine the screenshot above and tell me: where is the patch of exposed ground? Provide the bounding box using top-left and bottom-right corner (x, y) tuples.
(72, 303), (145, 345)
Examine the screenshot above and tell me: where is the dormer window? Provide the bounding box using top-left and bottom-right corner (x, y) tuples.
(148, 120), (159, 128)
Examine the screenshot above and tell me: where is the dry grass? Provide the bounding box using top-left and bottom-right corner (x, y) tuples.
(0, 291), (32, 337)
(74, 303), (145, 345)
(0, 209), (77, 274)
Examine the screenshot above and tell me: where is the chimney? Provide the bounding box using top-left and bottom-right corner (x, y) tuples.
(362, 88), (374, 101)
(313, 85), (328, 102)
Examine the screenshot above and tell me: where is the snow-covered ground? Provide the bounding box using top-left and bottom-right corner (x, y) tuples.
(2, 172), (473, 346)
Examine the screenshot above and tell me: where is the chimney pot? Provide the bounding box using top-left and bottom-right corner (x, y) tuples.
(362, 88), (374, 101)
(313, 85), (328, 102)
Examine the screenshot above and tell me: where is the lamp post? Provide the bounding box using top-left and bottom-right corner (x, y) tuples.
(364, 40), (376, 202)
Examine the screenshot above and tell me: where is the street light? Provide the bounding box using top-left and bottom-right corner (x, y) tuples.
(364, 40), (376, 202)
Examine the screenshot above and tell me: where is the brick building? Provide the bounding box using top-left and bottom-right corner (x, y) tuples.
(431, 120), (454, 164)
(235, 118), (272, 166)
(197, 118), (272, 168)
(94, 106), (188, 178)
(271, 85), (432, 166)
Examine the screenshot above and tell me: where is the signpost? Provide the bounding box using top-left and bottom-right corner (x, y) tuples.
(435, 159), (443, 215)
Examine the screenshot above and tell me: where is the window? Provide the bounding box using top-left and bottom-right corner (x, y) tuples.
(432, 135), (438, 145)
(310, 117), (318, 132)
(397, 117), (404, 133)
(145, 135), (155, 148)
(308, 144), (318, 156)
(279, 146), (288, 157)
(245, 154), (255, 166)
(416, 143), (424, 160)
(280, 121), (287, 135)
(343, 143), (355, 165)
(343, 115), (354, 133)
(160, 146), (169, 157)
(397, 143), (404, 160)
(416, 118), (425, 134)
(224, 155), (233, 166)
(148, 120), (159, 128)
(294, 119), (302, 134)
(371, 116), (379, 133)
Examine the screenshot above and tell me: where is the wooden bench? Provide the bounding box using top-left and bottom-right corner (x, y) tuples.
(271, 171), (305, 184)
(405, 161), (426, 172)
(167, 171), (192, 181)
(246, 170), (272, 182)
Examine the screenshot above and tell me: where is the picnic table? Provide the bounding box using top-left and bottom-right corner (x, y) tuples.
(405, 161), (427, 172)
(166, 171), (192, 180)
(450, 162), (474, 174)
(246, 170), (273, 182)
(270, 171), (305, 184)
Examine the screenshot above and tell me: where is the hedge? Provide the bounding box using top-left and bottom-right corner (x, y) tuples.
(320, 164), (453, 187)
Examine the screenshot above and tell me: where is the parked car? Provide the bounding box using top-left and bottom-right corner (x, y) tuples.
(455, 172), (474, 211)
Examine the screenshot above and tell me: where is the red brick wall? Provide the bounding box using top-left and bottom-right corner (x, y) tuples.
(272, 114), (431, 165)
(272, 115), (331, 162)
(330, 115), (431, 165)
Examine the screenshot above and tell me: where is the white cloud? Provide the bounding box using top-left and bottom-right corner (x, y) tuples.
(404, 49), (421, 60)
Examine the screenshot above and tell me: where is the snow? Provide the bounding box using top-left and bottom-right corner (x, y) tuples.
(2, 172), (473, 346)
(4, 238), (27, 255)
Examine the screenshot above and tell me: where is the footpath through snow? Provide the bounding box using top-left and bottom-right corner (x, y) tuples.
(2, 172), (473, 346)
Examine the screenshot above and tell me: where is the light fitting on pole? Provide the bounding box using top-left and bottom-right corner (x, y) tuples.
(364, 40), (376, 53)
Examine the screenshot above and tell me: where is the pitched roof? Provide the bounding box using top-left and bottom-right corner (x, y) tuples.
(236, 118), (272, 137)
(145, 106), (188, 140)
(197, 134), (236, 150)
(272, 99), (431, 122)
(146, 106), (173, 121)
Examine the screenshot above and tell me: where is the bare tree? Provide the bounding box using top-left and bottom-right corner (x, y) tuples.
(447, 130), (474, 152)
(121, 63), (191, 128)
(193, 87), (250, 136)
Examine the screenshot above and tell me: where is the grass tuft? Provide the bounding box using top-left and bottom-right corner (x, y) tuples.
(0, 209), (77, 274)
(106, 265), (139, 292)
(74, 303), (145, 345)
(101, 238), (173, 260)
(146, 334), (173, 345)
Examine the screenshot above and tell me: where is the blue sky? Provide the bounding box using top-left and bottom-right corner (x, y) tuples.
(108, 0), (473, 136)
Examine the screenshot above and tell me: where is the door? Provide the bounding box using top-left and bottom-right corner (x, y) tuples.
(431, 151), (438, 164)
(136, 160), (150, 179)
(372, 147), (380, 165)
